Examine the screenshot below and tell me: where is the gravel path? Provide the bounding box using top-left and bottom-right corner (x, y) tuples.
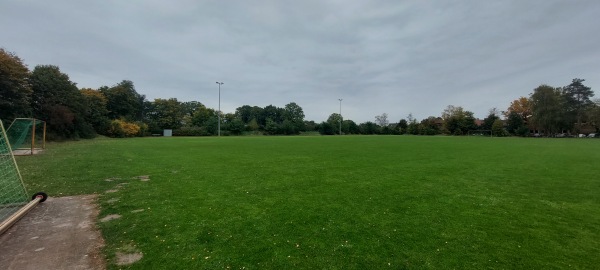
(0, 195), (105, 270)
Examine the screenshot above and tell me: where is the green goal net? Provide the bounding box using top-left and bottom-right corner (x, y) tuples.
(0, 120), (29, 223)
(6, 118), (46, 155)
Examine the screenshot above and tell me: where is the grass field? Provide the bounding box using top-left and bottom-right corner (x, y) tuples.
(15, 136), (600, 269)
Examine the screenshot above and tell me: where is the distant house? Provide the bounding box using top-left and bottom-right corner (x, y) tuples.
(433, 117), (444, 129)
(474, 119), (484, 127)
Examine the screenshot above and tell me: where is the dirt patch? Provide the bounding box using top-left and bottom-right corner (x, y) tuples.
(12, 149), (44, 156)
(115, 252), (143, 265)
(116, 183), (128, 189)
(0, 194), (105, 270)
(130, 209), (144, 213)
(99, 214), (121, 223)
(106, 198), (119, 204)
(104, 189), (119, 193)
(134, 175), (150, 182)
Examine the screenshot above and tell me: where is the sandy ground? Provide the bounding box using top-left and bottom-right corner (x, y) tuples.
(0, 195), (105, 270)
(12, 149), (43, 156)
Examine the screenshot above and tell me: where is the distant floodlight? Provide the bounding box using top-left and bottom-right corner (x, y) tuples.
(216, 82), (224, 136)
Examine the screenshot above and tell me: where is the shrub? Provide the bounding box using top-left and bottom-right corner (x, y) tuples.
(136, 122), (149, 137)
(107, 119), (141, 137)
(492, 119), (508, 137)
(173, 127), (207, 136)
(516, 126), (530, 137)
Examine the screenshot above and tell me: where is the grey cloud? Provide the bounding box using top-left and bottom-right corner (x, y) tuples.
(2, 0), (599, 123)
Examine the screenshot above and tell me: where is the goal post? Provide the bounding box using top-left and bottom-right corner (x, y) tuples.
(0, 119), (29, 222)
(6, 118), (46, 155)
(0, 119), (47, 235)
(467, 130), (493, 137)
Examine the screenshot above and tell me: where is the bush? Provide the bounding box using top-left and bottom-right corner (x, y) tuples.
(516, 126), (530, 137)
(136, 122), (149, 137)
(491, 119), (507, 137)
(228, 119), (245, 135)
(318, 122), (335, 135)
(107, 119), (141, 137)
(173, 127), (204, 136)
(75, 121), (97, 139)
(172, 127), (231, 136)
(242, 131), (264, 136)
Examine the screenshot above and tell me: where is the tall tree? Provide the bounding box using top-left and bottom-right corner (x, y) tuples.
(396, 119), (408, 134)
(587, 99), (600, 132)
(506, 111), (525, 135)
(191, 104), (216, 127)
(327, 113), (342, 134)
(235, 105), (255, 123)
(283, 102), (304, 122)
(358, 121), (379, 134)
(504, 97), (531, 121)
(80, 88), (109, 134)
(260, 105), (284, 126)
(180, 101), (203, 118)
(482, 111), (500, 131)
(374, 113), (389, 127)
(491, 119), (506, 137)
(283, 102), (306, 131)
(343, 119), (359, 134)
(407, 118), (419, 135)
(0, 48), (31, 123)
(100, 80), (145, 121)
(147, 98), (184, 130)
(441, 105), (476, 135)
(530, 84), (564, 135)
(30, 65), (93, 138)
(562, 78), (594, 133)
(419, 117), (441, 135)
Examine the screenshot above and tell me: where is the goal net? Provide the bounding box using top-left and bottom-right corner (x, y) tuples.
(467, 130), (493, 137)
(6, 118), (46, 155)
(0, 119), (29, 224)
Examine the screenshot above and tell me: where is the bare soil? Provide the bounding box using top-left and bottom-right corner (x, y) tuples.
(0, 195), (105, 270)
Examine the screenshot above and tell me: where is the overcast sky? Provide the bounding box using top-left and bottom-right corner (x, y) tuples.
(2, 0), (599, 123)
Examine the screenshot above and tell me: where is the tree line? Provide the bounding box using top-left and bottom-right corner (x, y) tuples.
(2, 48), (598, 139)
(322, 79), (598, 137)
(1, 48), (312, 138)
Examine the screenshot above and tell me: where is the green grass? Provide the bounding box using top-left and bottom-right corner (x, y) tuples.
(15, 136), (600, 269)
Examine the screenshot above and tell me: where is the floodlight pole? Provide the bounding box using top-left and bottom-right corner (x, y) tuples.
(338, 99), (343, 135)
(216, 82), (224, 137)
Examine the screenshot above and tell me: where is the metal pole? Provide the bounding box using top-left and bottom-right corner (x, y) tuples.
(0, 195), (43, 235)
(30, 118), (35, 155)
(216, 82), (223, 137)
(42, 121), (46, 149)
(338, 99), (343, 135)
